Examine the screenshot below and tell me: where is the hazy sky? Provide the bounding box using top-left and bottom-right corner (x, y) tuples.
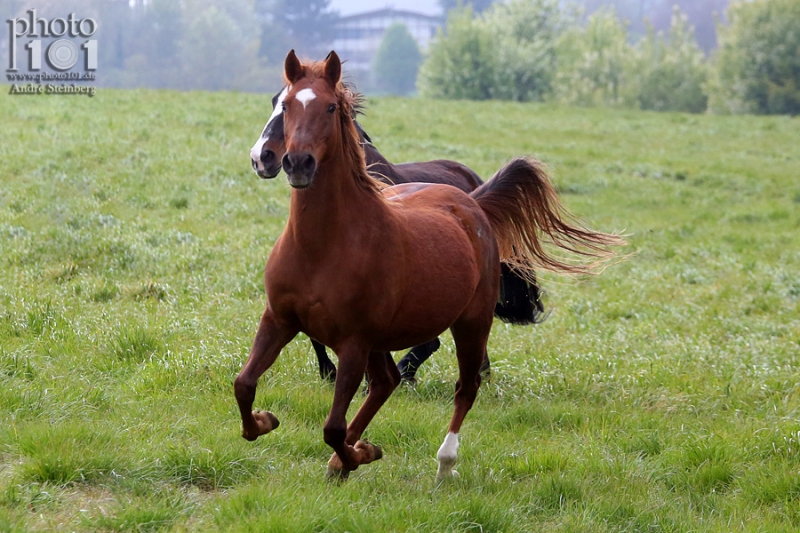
(329, 0), (442, 16)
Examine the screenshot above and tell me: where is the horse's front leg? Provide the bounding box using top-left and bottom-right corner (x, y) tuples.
(234, 308), (298, 441)
(322, 341), (381, 478)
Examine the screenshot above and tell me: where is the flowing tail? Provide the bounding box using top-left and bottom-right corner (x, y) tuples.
(471, 157), (625, 280)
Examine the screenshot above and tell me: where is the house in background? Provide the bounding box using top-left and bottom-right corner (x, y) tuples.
(332, 8), (444, 73)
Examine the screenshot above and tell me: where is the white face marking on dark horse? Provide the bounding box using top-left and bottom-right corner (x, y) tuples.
(295, 88), (316, 109)
(250, 86), (289, 167)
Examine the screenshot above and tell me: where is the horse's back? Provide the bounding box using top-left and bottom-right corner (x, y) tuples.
(392, 160), (483, 193)
(384, 183), (486, 264)
(384, 183), (497, 287)
(383, 182), (491, 244)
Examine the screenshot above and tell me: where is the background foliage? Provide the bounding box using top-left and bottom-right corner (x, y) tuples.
(420, 0), (799, 115)
(372, 23), (423, 96)
(418, 0), (568, 101)
(633, 7), (709, 113)
(3, 0), (798, 114)
(707, 0), (800, 115)
(555, 7), (636, 108)
(416, 8), (498, 100)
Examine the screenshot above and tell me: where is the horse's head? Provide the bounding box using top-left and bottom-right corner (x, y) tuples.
(250, 86), (289, 179)
(280, 50), (345, 189)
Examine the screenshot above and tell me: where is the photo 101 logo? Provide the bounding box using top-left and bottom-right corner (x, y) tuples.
(6, 9), (98, 97)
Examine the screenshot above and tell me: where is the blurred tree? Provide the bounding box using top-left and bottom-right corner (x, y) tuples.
(649, 0), (728, 52)
(255, 0), (292, 63)
(417, 8), (498, 99)
(271, 0), (339, 58)
(438, 0), (496, 15)
(634, 7), (708, 113)
(708, 0), (800, 114)
(419, 0), (568, 101)
(179, 0), (266, 91)
(575, 0), (729, 52)
(484, 0), (570, 101)
(372, 23), (422, 95)
(95, 0), (132, 71)
(108, 0), (183, 88)
(555, 7), (636, 107)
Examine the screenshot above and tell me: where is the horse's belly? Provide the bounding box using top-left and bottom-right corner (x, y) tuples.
(294, 231), (478, 351)
(373, 210), (487, 350)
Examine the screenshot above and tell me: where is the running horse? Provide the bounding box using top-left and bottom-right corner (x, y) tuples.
(234, 50), (623, 479)
(250, 86), (546, 383)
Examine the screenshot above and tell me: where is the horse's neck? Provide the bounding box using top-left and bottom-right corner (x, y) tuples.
(287, 153), (386, 254)
(355, 122), (402, 186)
(364, 143), (403, 185)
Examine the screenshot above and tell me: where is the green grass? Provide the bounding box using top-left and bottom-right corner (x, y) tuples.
(1, 87), (799, 532)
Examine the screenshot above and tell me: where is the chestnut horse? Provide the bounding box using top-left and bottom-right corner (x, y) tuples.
(250, 87), (545, 383)
(234, 50), (623, 479)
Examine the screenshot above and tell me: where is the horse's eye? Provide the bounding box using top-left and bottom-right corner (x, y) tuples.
(327, 104), (337, 114)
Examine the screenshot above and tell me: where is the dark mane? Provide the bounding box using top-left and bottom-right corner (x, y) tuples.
(343, 80), (366, 118)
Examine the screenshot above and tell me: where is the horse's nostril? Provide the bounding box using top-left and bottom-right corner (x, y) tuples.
(262, 150), (276, 167)
(282, 154), (293, 174)
(251, 159), (258, 170)
(301, 154), (316, 174)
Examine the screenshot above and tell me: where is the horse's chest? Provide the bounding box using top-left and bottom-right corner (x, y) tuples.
(266, 254), (386, 338)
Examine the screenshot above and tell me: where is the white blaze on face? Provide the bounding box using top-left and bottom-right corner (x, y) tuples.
(250, 86), (289, 167)
(296, 88), (317, 109)
(436, 432), (459, 479)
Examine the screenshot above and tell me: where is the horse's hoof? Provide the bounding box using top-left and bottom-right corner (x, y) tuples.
(401, 376), (418, 386)
(326, 466), (350, 481)
(436, 469), (460, 481)
(355, 440), (382, 463)
(242, 410), (279, 441)
(326, 453), (351, 480)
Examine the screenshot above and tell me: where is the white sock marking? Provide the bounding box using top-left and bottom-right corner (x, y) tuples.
(436, 432), (459, 479)
(296, 88), (316, 109)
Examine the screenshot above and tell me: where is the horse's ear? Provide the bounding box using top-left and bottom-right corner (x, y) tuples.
(284, 49), (303, 84)
(323, 51), (341, 87)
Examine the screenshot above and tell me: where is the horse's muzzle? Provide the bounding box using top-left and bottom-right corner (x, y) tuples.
(283, 152), (317, 189)
(252, 149), (281, 179)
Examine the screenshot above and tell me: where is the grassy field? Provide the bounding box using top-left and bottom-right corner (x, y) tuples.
(0, 87), (799, 532)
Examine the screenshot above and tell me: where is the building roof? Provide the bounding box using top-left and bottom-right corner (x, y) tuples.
(337, 7), (444, 24)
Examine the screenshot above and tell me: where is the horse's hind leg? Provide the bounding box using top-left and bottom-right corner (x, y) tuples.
(310, 338), (337, 382)
(234, 309), (298, 441)
(397, 338), (441, 383)
(437, 313), (492, 480)
(326, 351), (400, 478)
(396, 338), (488, 384)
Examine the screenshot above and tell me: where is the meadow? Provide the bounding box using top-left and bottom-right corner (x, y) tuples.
(0, 87), (799, 532)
